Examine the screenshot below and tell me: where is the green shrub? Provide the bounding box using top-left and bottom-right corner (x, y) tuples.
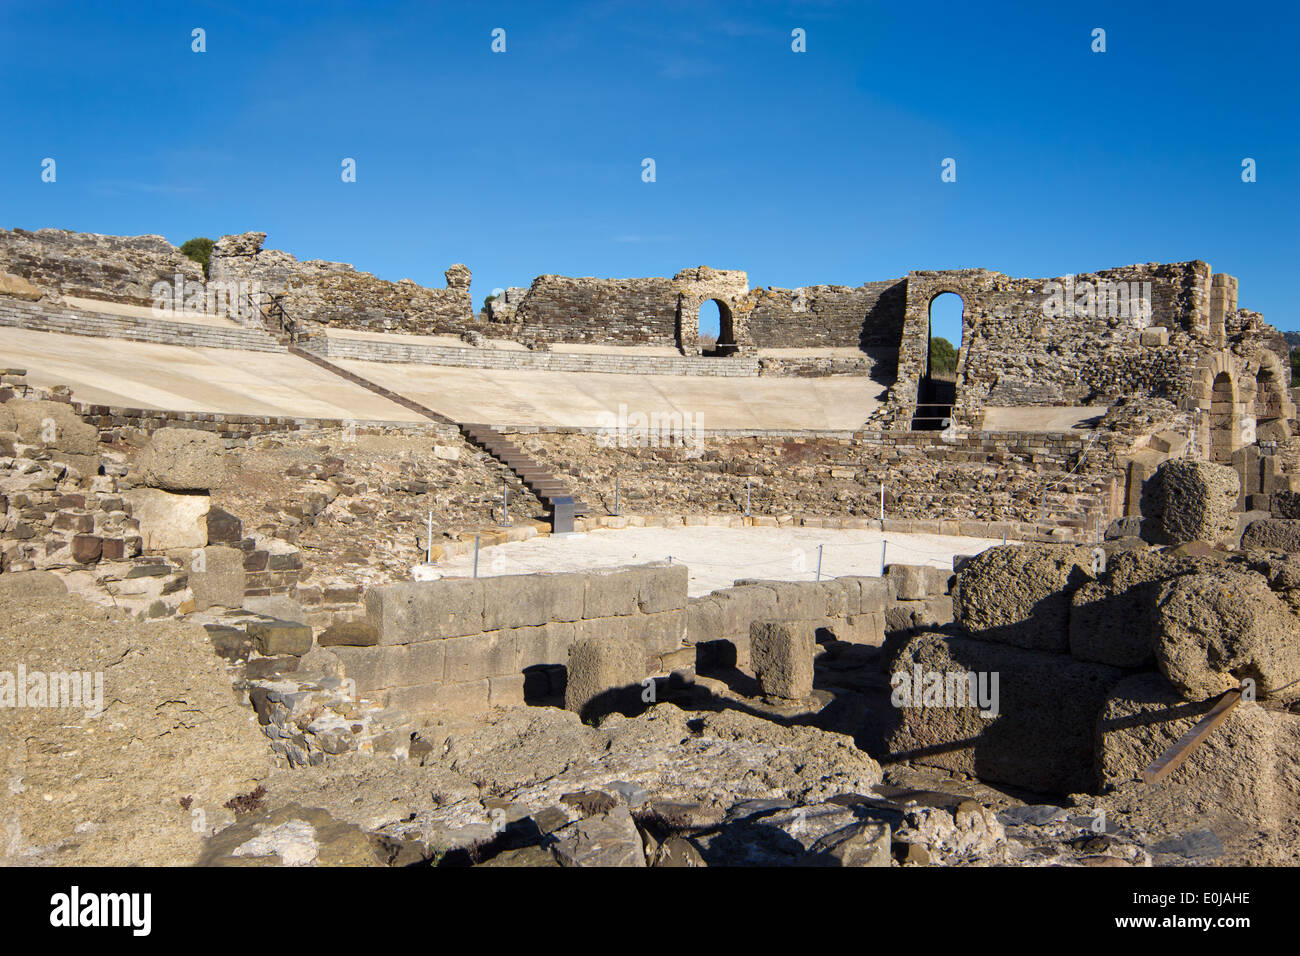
(929, 336), (958, 376)
(180, 237), (215, 279)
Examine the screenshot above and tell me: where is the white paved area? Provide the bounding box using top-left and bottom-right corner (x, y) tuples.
(437, 525), (1008, 597)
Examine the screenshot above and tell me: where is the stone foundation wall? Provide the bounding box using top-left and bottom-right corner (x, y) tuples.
(0, 228), (202, 306)
(325, 563), (690, 715)
(745, 280), (906, 349)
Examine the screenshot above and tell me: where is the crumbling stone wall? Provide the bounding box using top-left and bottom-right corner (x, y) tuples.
(0, 228), (202, 305)
(209, 232), (473, 335)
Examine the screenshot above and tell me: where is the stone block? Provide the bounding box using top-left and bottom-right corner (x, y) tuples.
(482, 572), (583, 630)
(205, 507), (243, 544)
(136, 426), (230, 492)
(122, 488), (210, 551)
(432, 679), (491, 716)
(953, 544), (1090, 653)
(443, 630), (517, 683)
(317, 619), (380, 647)
(364, 579), (485, 644)
(638, 608), (687, 655)
(583, 567), (642, 618)
(1140, 459), (1239, 547)
(512, 621), (577, 670)
(247, 620), (314, 657)
(565, 637), (647, 717)
(1240, 518), (1300, 552)
(637, 562), (688, 613)
(190, 545), (246, 610)
(749, 620), (816, 699)
(489, 674), (526, 708)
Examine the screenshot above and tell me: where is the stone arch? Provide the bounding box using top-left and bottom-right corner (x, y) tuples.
(676, 292), (745, 356)
(1252, 349), (1293, 440)
(913, 291), (967, 429)
(1187, 350), (1240, 462)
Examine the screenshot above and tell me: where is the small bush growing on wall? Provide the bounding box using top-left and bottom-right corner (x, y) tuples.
(180, 237), (215, 279)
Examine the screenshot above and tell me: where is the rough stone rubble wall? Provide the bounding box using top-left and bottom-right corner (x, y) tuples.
(745, 279), (907, 349)
(329, 563), (689, 715)
(0, 228), (202, 306)
(209, 232), (473, 335)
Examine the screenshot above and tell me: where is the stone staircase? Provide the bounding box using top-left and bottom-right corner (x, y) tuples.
(0, 298), (287, 352)
(459, 422), (590, 517)
(287, 346), (590, 524)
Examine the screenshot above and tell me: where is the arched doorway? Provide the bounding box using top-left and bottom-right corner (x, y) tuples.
(1255, 365), (1283, 426)
(1210, 371), (1235, 463)
(913, 292), (964, 430)
(698, 299), (736, 356)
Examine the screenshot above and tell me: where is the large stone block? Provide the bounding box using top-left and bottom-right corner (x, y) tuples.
(1069, 548), (1198, 668)
(637, 608), (687, 655)
(364, 578), (484, 644)
(564, 637), (646, 717)
(1141, 459), (1239, 547)
(122, 488), (210, 551)
(443, 630), (517, 683)
(637, 562), (688, 613)
(1153, 569), (1300, 699)
(750, 620), (815, 699)
(583, 567), (642, 619)
(136, 426), (230, 492)
(482, 572), (583, 630)
(333, 642), (445, 692)
(189, 545), (246, 610)
(880, 630), (1124, 795)
(247, 620), (313, 657)
(952, 544), (1089, 653)
(512, 620), (577, 670)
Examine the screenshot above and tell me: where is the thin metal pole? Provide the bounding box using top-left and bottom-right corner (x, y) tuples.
(745, 478), (751, 517)
(426, 510), (432, 564)
(880, 483), (885, 521)
(502, 481), (510, 526)
(473, 534), (480, 578)
(614, 476), (620, 516)
(881, 538), (887, 574)
(816, 544), (823, 581)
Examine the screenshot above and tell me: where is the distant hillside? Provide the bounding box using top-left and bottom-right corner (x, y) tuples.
(1285, 332), (1300, 348)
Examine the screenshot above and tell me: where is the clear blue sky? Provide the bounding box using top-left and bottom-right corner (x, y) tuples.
(2, 0), (1295, 344)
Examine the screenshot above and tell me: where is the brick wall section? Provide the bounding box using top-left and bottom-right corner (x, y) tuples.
(329, 563), (689, 715)
(0, 228), (202, 305)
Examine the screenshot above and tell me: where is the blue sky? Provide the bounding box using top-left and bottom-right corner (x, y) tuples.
(1, 0), (1295, 343)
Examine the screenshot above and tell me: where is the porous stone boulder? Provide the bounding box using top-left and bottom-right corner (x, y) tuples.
(1153, 568), (1300, 699)
(952, 544), (1089, 653)
(1141, 459), (1239, 546)
(1096, 673), (1281, 825)
(881, 630), (1124, 794)
(1240, 518), (1300, 553)
(136, 426), (229, 492)
(1069, 548), (1202, 668)
(0, 569), (68, 600)
(5, 398), (98, 455)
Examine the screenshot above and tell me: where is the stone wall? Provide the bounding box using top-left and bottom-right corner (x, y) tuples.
(325, 563), (690, 715)
(0, 228), (202, 305)
(745, 280), (906, 349)
(209, 232), (473, 335)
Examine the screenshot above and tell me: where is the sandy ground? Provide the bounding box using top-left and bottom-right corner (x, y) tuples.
(436, 525), (1007, 596)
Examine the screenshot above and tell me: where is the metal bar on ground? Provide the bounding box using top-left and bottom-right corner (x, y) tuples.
(1141, 688), (1244, 785)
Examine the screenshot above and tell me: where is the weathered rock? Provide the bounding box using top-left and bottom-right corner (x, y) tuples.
(1240, 518), (1300, 553)
(550, 805), (647, 867)
(1152, 569), (1300, 699)
(953, 544), (1089, 653)
(137, 426), (229, 492)
(0, 569), (67, 600)
(1142, 459), (1239, 547)
(317, 619), (380, 647)
(247, 619), (314, 657)
(196, 804), (426, 867)
(5, 398), (98, 455)
(881, 630), (1124, 794)
(0, 271), (43, 300)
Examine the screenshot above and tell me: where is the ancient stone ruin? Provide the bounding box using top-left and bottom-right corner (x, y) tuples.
(2, 226), (1299, 868)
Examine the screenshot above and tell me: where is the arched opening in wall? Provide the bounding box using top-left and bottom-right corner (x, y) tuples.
(698, 299), (736, 357)
(1210, 372), (1236, 464)
(913, 292), (964, 430)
